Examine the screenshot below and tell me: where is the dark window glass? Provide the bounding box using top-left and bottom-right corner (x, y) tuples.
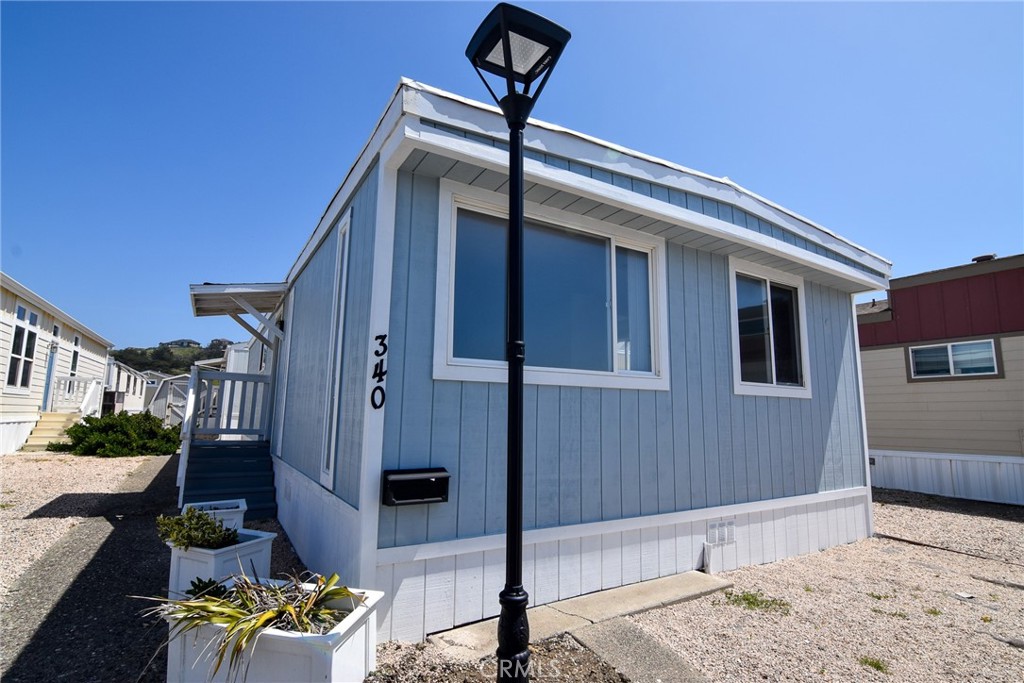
(6, 359), (20, 386)
(524, 222), (610, 371)
(20, 362), (32, 388)
(24, 331), (36, 359)
(452, 210), (614, 372)
(770, 284), (801, 385)
(616, 248), (652, 372)
(736, 275), (771, 383)
(911, 347), (949, 376)
(12, 327), (24, 356)
(453, 211), (507, 362)
(71, 350), (79, 375)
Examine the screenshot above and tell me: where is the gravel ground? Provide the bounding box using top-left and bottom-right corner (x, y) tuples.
(367, 634), (624, 683)
(631, 489), (1024, 683)
(0, 451), (153, 602)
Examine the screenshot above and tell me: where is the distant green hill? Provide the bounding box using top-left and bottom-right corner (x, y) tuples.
(112, 339), (234, 375)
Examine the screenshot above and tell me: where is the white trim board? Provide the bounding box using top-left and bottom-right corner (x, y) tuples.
(354, 131), (406, 589)
(871, 449), (1024, 466)
(377, 486), (869, 566)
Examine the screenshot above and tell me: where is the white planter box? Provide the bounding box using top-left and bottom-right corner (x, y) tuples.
(167, 529), (276, 598)
(182, 499), (247, 530)
(167, 586), (384, 683)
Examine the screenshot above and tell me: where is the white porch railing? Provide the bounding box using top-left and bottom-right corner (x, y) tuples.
(51, 376), (103, 416)
(176, 368), (273, 502)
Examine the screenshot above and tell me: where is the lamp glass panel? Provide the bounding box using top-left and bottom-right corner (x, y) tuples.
(485, 32), (549, 77)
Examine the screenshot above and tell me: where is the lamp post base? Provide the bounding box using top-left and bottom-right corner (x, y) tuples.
(496, 586), (530, 682)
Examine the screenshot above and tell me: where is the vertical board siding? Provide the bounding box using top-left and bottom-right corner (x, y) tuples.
(379, 176), (868, 548)
(280, 227), (339, 480)
(335, 167), (379, 506)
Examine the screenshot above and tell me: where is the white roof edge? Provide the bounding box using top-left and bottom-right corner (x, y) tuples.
(400, 78), (891, 269)
(107, 358), (147, 376)
(189, 282), (288, 294)
(1, 272), (115, 348)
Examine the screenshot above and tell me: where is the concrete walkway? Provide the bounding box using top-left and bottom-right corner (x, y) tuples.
(428, 571), (731, 682)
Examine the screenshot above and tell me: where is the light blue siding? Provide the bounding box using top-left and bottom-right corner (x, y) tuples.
(378, 172), (867, 548)
(334, 166), (379, 506)
(277, 165), (378, 505)
(280, 227), (338, 480)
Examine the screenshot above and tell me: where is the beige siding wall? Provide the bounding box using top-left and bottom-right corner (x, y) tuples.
(861, 335), (1024, 457)
(1, 285), (109, 419)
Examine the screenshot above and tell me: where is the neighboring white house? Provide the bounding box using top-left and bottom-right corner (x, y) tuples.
(104, 359), (148, 415)
(1, 272), (112, 454)
(142, 369), (171, 406)
(180, 79), (891, 642)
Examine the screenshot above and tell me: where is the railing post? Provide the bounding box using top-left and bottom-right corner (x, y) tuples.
(176, 367), (201, 502)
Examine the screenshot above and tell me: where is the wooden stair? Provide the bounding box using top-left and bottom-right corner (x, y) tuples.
(22, 412), (81, 452)
(181, 440), (277, 521)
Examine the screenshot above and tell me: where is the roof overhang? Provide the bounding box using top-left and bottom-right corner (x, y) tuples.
(189, 282), (287, 348)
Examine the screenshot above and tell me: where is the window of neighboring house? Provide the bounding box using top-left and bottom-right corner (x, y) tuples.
(909, 339), (998, 378)
(6, 305), (39, 390)
(258, 343), (267, 372)
(729, 258), (811, 398)
(441, 203), (665, 389)
(70, 335), (80, 377)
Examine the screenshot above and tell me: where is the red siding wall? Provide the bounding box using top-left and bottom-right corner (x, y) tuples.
(859, 266), (1024, 347)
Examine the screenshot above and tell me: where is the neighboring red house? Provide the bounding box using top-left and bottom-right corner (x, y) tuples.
(857, 253), (1024, 504)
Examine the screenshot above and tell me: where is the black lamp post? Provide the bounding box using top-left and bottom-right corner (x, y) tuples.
(466, 4), (570, 682)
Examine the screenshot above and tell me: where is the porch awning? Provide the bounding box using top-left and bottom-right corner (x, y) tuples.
(189, 282), (288, 347)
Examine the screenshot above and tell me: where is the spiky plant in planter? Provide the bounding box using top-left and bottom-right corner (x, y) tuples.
(142, 572), (381, 683)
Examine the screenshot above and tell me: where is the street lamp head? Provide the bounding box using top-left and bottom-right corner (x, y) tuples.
(466, 3), (570, 128)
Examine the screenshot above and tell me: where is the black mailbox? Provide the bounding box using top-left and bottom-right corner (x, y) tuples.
(381, 468), (450, 506)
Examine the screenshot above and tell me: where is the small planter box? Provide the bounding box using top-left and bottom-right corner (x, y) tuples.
(167, 585), (384, 683)
(167, 529), (276, 598)
(181, 499), (247, 530)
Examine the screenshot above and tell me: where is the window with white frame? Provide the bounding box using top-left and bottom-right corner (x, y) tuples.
(437, 192), (668, 390)
(6, 304), (39, 390)
(909, 339), (998, 378)
(729, 259), (811, 398)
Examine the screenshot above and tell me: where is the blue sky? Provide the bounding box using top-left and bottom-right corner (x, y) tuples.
(3, 1), (1021, 348)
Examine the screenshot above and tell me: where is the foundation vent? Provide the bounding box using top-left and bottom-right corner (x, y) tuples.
(707, 519), (735, 545)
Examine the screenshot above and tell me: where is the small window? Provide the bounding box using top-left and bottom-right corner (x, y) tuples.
(910, 340), (998, 378)
(730, 259), (811, 398)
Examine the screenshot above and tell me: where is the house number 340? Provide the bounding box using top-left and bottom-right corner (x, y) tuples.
(370, 334), (387, 409)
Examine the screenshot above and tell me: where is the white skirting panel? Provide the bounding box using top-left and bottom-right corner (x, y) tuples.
(373, 488), (871, 642)
(273, 458), (365, 587)
(870, 449), (1024, 505)
(0, 418), (37, 455)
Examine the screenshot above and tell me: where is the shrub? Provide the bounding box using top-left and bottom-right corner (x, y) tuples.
(54, 411), (179, 456)
(156, 506), (239, 551)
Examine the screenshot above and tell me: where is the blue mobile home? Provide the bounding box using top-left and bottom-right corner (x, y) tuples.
(185, 79), (890, 642)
